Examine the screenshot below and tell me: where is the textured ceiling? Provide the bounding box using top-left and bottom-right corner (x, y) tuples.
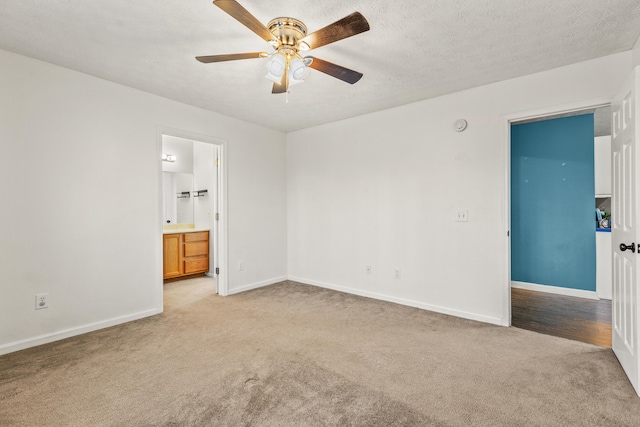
(1, 0), (640, 133)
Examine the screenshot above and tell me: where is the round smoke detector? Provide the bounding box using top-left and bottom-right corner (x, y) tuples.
(454, 119), (468, 132)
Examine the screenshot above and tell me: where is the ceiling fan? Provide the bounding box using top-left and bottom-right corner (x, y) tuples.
(196, 0), (370, 94)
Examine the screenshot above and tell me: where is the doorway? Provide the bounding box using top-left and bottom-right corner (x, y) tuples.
(507, 105), (613, 346)
(157, 127), (228, 303)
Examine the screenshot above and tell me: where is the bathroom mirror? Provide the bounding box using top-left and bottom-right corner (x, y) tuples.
(162, 172), (194, 225)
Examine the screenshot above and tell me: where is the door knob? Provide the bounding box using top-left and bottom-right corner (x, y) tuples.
(620, 243), (636, 253)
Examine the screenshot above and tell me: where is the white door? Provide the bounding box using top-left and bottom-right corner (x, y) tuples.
(612, 66), (640, 396)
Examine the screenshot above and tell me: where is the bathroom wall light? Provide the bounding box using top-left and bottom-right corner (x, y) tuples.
(162, 153), (177, 162)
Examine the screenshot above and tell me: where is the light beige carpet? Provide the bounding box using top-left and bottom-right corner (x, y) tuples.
(1, 278), (640, 426)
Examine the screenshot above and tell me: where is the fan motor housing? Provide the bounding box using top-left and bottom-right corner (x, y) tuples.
(268, 17), (307, 49)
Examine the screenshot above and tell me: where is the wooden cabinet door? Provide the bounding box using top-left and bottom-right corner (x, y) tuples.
(184, 231), (209, 274)
(163, 234), (183, 279)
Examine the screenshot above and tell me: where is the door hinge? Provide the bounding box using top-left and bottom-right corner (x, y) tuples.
(215, 267), (220, 275)
(216, 158), (220, 167)
(215, 213), (219, 221)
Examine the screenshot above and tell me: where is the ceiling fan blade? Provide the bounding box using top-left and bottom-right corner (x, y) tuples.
(299, 12), (370, 50)
(307, 57), (363, 84)
(272, 68), (289, 94)
(213, 0), (275, 43)
(196, 52), (267, 63)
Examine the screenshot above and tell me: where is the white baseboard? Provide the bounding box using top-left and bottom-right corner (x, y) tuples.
(511, 281), (599, 300)
(227, 275), (288, 296)
(288, 276), (505, 326)
(0, 308), (161, 356)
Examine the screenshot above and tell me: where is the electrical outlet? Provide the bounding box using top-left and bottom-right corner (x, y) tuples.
(366, 265), (372, 274)
(35, 293), (48, 310)
(394, 269), (401, 279)
(455, 210), (469, 222)
(238, 261), (245, 271)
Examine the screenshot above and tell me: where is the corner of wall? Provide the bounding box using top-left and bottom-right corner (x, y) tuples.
(633, 34), (640, 69)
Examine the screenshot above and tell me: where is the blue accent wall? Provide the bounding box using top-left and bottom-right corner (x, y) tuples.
(511, 114), (595, 291)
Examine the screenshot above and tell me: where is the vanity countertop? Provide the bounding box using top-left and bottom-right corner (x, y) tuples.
(162, 226), (210, 235)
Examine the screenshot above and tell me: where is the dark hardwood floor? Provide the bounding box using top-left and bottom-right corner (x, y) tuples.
(511, 288), (612, 348)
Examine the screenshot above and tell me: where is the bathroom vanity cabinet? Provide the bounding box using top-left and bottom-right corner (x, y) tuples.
(163, 230), (209, 279)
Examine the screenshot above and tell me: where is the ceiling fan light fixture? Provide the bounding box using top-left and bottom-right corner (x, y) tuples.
(199, 2), (370, 94)
(265, 54), (286, 83)
(288, 57), (310, 85)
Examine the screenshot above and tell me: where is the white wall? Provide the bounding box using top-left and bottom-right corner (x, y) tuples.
(162, 136), (194, 174)
(1, 46), (633, 354)
(174, 173), (194, 224)
(594, 135), (612, 196)
(633, 34), (640, 68)
(193, 141), (215, 230)
(0, 49), (287, 354)
(287, 51), (632, 326)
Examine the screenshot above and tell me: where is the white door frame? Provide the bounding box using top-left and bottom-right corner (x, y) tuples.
(156, 126), (230, 298)
(501, 97), (612, 325)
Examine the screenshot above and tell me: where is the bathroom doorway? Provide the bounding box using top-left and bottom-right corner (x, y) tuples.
(157, 128), (228, 300)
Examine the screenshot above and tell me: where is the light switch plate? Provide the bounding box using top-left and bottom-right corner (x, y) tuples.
(455, 210), (469, 222)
